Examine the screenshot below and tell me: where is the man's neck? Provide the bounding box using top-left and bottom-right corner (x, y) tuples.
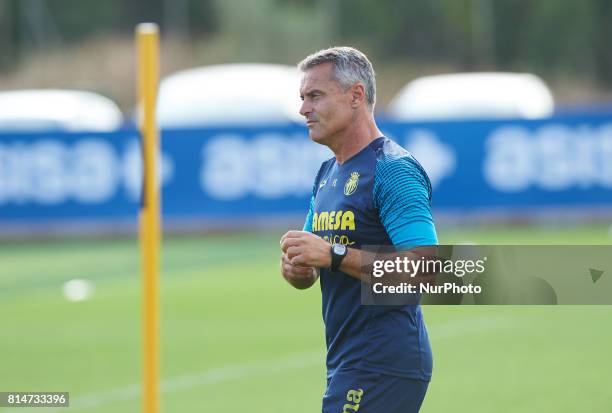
(328, 114), (383, 164)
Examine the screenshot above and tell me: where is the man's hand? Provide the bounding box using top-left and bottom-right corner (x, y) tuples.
(280, 230), (332, 268)
(280, 252), (318, 289)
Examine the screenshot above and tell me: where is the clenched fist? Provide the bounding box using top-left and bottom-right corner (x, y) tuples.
(280, 252), (319, 289)
(280, 230), (332, 268)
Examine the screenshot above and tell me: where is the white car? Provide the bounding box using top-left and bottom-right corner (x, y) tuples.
(0, 89), (123, 132)
(387, 72), (555, 121)
(157, 63), (303, 128)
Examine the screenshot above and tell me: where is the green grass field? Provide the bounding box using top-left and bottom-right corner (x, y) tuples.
(1, 224), (611, 412)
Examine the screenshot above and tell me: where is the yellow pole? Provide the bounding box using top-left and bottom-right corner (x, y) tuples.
(137, 22), (160, 413)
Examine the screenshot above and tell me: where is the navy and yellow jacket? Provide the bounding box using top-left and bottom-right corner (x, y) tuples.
(304, 136), (438, 381)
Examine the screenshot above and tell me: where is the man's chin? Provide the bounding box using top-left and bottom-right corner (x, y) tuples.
(308, 130), (328, 144)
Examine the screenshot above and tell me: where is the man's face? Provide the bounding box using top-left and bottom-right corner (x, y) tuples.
(299, 63), (354, 144)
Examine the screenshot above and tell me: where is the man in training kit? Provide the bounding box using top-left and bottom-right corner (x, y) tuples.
(280, 47), (438, 412)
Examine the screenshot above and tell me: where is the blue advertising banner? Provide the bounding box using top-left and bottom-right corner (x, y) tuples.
(382, 115), (612, 211)
(1, 114), (611, 233)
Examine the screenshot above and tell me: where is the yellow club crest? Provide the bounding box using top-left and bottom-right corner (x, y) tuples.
(344, 172), (360, 196)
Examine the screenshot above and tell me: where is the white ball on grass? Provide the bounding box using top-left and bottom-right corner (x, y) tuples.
(62, 279), (94, 302)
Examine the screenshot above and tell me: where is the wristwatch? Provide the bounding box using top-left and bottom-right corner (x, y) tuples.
(330, 243), (348, 271)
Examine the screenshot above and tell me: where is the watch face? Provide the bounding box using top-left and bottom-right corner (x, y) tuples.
(333, 244), (347, 255)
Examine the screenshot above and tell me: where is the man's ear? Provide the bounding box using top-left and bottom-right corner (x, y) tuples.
(351, 83), (366, 108)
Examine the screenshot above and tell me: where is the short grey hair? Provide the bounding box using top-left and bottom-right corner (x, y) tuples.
(298, 46), (376, 108)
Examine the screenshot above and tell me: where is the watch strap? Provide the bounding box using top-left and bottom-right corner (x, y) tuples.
(330, 244), (347, 271)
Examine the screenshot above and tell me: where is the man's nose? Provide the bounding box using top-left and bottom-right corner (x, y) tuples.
(299, 100), (311, 117)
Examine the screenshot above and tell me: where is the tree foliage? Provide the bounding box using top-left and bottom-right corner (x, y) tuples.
(1, 0), (611, 86)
